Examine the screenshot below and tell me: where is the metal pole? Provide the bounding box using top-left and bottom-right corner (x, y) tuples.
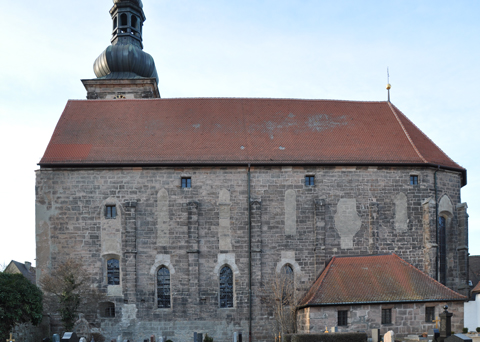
(248, 164), (252, 342)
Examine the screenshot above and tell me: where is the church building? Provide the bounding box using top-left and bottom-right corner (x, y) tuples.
(35, 1), (469, 341)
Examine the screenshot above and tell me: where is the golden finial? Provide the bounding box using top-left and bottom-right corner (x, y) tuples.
(386, 84), (391, 90)
(386, 67), (391, 102)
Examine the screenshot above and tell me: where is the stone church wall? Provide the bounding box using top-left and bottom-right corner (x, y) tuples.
(35, 165), (466, 342)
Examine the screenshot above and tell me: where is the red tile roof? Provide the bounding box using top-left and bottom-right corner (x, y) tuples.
(40, 98), (464, 173)
(299, 254), (467, 307)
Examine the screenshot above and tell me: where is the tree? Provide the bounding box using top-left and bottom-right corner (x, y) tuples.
(262, 266), (299, 339)
(0, 273), (43, 342)
(40, 259), (105, 332)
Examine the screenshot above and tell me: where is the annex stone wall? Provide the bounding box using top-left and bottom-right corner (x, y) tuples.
(35, 165), (467, 342)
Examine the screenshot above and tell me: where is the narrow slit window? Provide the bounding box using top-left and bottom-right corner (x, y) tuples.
(181, 177), (192, 189)
(381, 308), (392, 324)
(425, 307), (435, 322)
(439, 216), (447, 284)
(281, 265), (294, 305)
(157, 267), (171, 308)
(410, 175), (418, 185)
(105, 205), (117, 219)
(107, 258), (120, 285)
(305, 175), (315, 186)
(219, 266), (233, 308)
(338, 310), (348, 326)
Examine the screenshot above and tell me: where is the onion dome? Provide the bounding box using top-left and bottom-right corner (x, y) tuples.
(93, 0), (158, 83)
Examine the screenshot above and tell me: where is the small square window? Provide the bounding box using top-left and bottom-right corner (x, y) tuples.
(305, 176), (315, 186)
(181, 177), (192, 188)
(410, 175), (418, 185)
(105, 205), (117, 219)
(382, 308), (392, 324)
(338, 310), (348, 326)
(425, 307), (435, 322)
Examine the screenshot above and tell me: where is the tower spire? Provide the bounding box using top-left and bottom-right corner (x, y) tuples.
(82, 0), (160, 99)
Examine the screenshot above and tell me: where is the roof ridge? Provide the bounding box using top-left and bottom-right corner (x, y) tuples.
(67, 98), (390, 103)
(392, 253), (467, 299)
(389, 103), (463, 169)
(387, 102), (428, 163)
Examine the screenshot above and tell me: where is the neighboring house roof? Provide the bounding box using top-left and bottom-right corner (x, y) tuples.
(472, 281), (480, 294)
(39, 99), (465, 179)
(4, 260), (36, 284)
(299, 254), (467, 307)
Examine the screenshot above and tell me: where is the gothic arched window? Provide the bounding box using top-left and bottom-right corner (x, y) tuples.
(439, 216), (447, 284)
(281, 264), (294, 305)
(157, 267), (171, 308)
(107, 258), (120, 285)
(219, 266), (233, 308)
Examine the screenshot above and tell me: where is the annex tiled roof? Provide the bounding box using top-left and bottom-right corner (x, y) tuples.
(299, 254), (467, 307)
(40, 98), (463, 172)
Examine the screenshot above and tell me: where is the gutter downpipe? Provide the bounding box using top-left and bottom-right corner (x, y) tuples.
(434, 166), (440, 281)
(248, 163), (252, 342)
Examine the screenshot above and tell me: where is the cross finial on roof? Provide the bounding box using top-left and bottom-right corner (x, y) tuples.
(6, 333), (15, 342)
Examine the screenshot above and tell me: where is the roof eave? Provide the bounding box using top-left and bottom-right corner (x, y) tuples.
(298, 297), (468, 310)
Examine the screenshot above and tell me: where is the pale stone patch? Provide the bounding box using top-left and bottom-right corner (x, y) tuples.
(285, 189), (297, 235)
(334, 199), (362, 249)
(157, 189), (169, 246)
(394, 192), (408, 231)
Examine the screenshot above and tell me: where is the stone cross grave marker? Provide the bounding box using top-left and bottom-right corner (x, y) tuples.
(6, 333), (15, 342)
(384, 330), (395, 342)
(433, 317), (441, 329)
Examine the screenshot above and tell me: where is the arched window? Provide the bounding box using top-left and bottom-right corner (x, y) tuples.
(131, 16), (138, 29)
(281, 264), (294, 304)
(107, 258), (120, 285)
(439, 216), (447, 284)
(219, 266), (233, 308)
(157, 267), (171, 308)
(120, 13), (128, 26)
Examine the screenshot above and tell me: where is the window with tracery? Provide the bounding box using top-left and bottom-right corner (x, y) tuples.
(219, 266), (233, 308)
(157, 266), (171, 308)
(107, 258), (120, 285)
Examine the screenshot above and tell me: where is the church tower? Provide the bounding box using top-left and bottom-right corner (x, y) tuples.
(82, 0), (160, 99)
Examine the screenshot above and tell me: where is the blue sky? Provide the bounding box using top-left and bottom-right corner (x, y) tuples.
(1, 0), (479, 267)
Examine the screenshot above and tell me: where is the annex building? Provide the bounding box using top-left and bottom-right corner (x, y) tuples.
(35, 0), (470, 341)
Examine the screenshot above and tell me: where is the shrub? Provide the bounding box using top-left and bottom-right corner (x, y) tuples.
(463, 328), (468, 334)
(291, 333), (368, 342)
(204, 334), (213, 342)
(91, 333), (105, 342)
(477, 327), (480, 333)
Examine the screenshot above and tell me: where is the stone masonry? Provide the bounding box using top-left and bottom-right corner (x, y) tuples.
(35, 165), (467, 342)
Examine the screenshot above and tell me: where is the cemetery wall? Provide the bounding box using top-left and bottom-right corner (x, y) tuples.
(297, 302), (465, 338)
(35, 165), (467, 342)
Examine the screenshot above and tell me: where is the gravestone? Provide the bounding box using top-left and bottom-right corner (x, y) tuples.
(331, 327), (338, 333)
(62, 332), (79, 342)
(384, 331), (395, 342)
(438, 305), (453, 342)
(445, 335), (473, 342)
(53, 334), (60, 342)
(238, 332), (242, 342)
(233, 332), (238, 342)
(80, 338), (87, 342)
(150, 335), (155, 342)
(428, 329), (440, 342)
(372, 329), (381, 342)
